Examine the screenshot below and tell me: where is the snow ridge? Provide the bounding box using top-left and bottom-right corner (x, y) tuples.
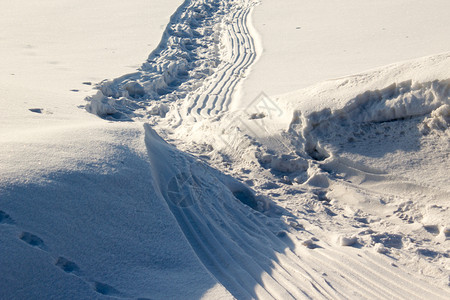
(144, 124), (450, 299)
(293, 79), (450, 160)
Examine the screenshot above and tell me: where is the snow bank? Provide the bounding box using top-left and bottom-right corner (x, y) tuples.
(144, 124), (310, 299)
(298, 78), (450, 159)
(269, 54), (450, 288)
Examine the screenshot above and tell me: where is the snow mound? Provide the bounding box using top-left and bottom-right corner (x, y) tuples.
(273, 55), (450, 288)
(144, 125), (450, 298)
(420, 103), (450, 133)
(297, 79), (450, 160)
(85, 91), (118, 117)
(144, 124), (315, 298)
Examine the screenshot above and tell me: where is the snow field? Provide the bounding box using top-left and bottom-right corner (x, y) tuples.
(1, 0), (450, 298)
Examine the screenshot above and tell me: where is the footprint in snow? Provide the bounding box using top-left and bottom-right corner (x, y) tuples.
(16, 226), (122, 297)
(54, 257), (125, 298)
(93, 281), (122, 296)
(0, 210), (14, 224)
(55, 256), (80, 274)
(395, 211), (414, 223)
(54, 257), (124, 297)
(29, 108), (43, 113)
(19, 231), (45, 248)
(423, 224), (440, 235)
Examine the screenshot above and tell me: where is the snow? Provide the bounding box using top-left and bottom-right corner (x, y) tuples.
(238, 0), (450, 108)
(0, 0), (231, 298)
(1, 0), (450, 299)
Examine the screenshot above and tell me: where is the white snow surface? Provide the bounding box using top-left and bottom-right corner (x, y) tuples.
(1, 0), (449, 299)
(238, 0), (450, 107)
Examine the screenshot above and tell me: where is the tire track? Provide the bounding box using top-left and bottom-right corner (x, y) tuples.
(303, 251), (383, 299)
(86, 0), (241, 121)
(361, 250), (449, 299)
(219, 5), (256, 113)
(185, 13), (241, 120)
(211, 5), (254, 114)
(184, 1), (257, 121)
(309, 246), (447, 300)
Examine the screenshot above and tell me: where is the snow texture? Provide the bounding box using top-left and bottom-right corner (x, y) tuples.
(1, 0), (450, 299)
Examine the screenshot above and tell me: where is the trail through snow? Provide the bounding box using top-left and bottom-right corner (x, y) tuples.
(86, 0), (258, 125)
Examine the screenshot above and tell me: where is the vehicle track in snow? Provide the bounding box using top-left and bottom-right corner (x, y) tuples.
(183, 2), (257, 121)
(85, 0), (258, 125)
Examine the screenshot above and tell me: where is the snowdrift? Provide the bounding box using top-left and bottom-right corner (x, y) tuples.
(2, 0), (449, 297)
(0, 124), (231, 299)
(260, 54), (450, 288)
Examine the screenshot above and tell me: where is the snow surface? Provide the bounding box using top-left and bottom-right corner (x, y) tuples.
(1, 0), (449, 299)
(238, 0), (450, 108)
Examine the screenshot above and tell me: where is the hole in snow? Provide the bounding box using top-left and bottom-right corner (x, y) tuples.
(232, 189), (258, 210)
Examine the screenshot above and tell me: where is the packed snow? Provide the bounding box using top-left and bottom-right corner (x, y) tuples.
(1, 0), (449, 299)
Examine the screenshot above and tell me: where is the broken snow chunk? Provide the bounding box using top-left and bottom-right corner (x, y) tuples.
(302, 239), (316, 248)
(289, 221), (303, 230)
(270, 154), (308, 173)
(338, 235), (358, 246)
(258, 153), (273, 164)
(305, 170), (329, 188)
(371, 233), (403, 249)
(147, 103), (169, 117)
(124, 81), (145, 98)
(85, 91), (117, 117)
(282, 176), (291, 184)
(439, 226), (450, 241)
(420, 104), (450, 133)
(374, 243), (388, 254)
(293, 173), (308, 184)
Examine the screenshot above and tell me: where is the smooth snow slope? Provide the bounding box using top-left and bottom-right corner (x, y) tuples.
(0, 126), (232, 299)
(0, 0), (184, 100)
(238, 0), (450, 108)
